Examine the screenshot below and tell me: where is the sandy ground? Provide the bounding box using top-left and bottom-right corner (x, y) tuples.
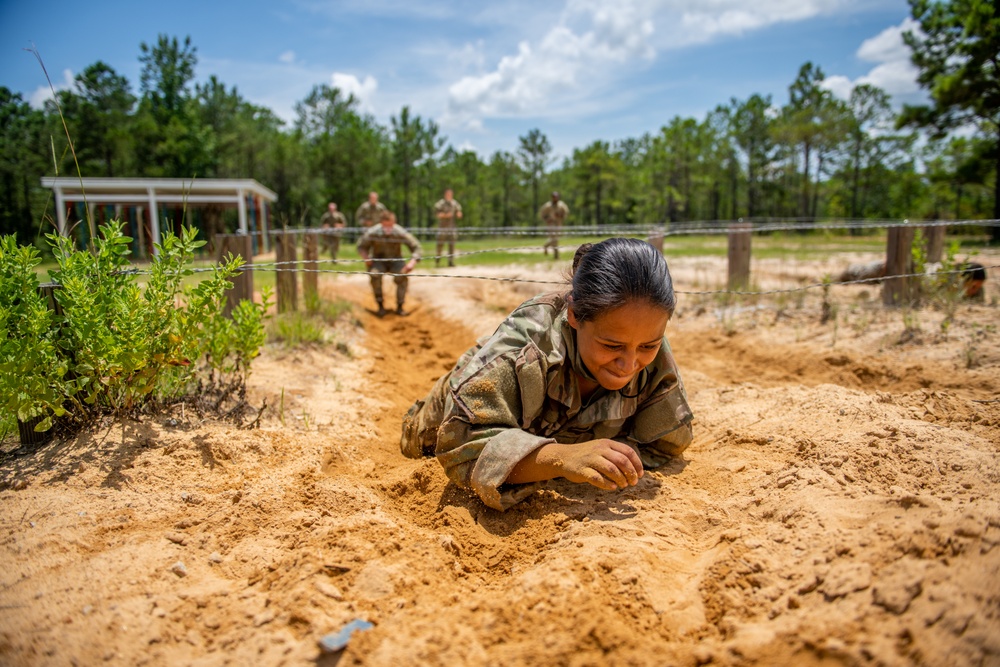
(1, 252), (999, 667)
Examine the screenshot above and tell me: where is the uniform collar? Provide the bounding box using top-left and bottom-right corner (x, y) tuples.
(544, 309), (598, 408)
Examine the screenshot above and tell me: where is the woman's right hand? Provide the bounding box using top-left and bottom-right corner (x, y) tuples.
(543, 440), (644, 490)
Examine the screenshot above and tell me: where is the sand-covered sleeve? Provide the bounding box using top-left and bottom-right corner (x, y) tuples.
(435, 345), (553, 511)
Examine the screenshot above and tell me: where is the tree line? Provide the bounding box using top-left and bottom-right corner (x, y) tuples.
(2, 0), (997, 247)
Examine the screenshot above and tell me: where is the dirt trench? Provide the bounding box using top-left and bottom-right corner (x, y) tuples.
(0, 276), (998, 667)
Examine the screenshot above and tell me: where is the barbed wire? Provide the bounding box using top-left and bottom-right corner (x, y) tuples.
(239, 216), (1000, 267)
(236, 243), (586, 270)
(268, 217), (1000, 239)
(98, 218), (1000, 298)
(115, 262), (999, 298)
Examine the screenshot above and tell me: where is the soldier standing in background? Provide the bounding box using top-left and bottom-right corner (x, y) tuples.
(539, 191), (569, 260)
(357, 210), (422, 317)
(355, 191), (387, 229)
(433, 188), (463, 267)
(318, 202), (346, 259)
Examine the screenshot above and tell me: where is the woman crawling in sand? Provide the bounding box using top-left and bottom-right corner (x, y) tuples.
(401, 237), (693, 511)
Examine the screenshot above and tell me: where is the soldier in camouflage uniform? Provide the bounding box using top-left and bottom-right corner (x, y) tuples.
(355, 191), (388, 229)
(319, 202), (346, 259)
(357, 210), (422, 316)
(401, 238), (693, 511)
(539, 191), (569, 259)
(433, 188), (463, 267)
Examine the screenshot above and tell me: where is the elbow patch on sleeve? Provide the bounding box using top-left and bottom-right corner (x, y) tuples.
(452, 360), (522, 428)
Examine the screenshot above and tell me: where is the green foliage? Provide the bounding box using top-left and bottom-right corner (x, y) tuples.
(901, 0), (1000, 226)
(270, 295), (354, 349)
(268, 311), (327, 347)
(0, 236), (70, 430)
(0, 221), (269, 435)
(7, 31), (997, 249)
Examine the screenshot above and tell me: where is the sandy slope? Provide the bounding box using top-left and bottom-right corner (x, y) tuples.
(1, 260), (998, 667)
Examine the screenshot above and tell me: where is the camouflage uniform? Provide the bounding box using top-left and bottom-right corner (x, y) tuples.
(433, 197), (463, 266)
(357, 223), (422, 308)
(401, 292), (694, 511)
(836, 260), (886, 284)
(319, 209), (346, 258)
(355, 200), (388, 229)
(539, 200), (570, 259)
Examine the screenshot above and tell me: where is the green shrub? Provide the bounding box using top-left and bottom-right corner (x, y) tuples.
(0, 237), (71, 432)
(0, 220), (270, 436)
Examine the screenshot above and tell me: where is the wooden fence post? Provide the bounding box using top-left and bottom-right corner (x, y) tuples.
(18, 282), (63, 446)
(215, 233), (255, 318)
(924, 223), (945, 264)
(273, 231), (298, 313)
(38, 282), (63, 318)
(647, 226), (665, 253)
(883, 224), (915, 306)
(727, 221), (752, 291)
(303, 231), (319, 306)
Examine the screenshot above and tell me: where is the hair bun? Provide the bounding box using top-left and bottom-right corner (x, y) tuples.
(572, 243), (594, 275)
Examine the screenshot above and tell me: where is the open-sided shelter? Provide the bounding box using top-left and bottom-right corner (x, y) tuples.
(40, 177), (278, 257)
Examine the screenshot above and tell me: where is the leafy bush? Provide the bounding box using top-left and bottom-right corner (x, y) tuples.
(0, 220), (270, 437)
(0, 237), (70, 433)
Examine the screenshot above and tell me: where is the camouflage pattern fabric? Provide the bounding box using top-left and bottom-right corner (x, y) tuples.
(400, 292), (694, 511)
(434, 197), (462, 263)
(319, 210), (346, 257)
(358, 224), (422, 305)
(357, 224), (422, 261)
(355, 201), (387, 228)
(433, 198), (462, 241)
(539, 200), (569, 252)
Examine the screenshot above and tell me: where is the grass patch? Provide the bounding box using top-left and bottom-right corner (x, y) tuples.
(268, 311), (327, 347)
(268, 296), (356, 349)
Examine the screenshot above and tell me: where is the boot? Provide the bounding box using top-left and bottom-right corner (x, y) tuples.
(396, 303), (408, 316)
(376, 300), (387, 317)
(553, 248), (559, 260)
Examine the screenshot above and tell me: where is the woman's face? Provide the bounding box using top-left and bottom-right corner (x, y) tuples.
(568, 300), (671, 391)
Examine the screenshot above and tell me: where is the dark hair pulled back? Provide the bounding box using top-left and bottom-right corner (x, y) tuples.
(570, 238), (675, 322)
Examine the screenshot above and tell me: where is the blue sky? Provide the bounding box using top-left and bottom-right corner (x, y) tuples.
(1, 0), (923, 161)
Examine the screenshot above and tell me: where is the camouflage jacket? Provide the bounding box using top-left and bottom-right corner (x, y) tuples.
(320, 210), (347, 228)
(355, 201), (387, 227)
(538, 200), (569, 227)
(434, 198), (462, 227)
(434, 292), (693, 510)
(357, 224), (422, 260)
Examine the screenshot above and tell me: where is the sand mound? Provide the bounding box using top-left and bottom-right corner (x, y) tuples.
(1, 266), (998, 666)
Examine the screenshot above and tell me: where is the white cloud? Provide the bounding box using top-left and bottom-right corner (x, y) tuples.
(278, 50), (296, 64)
(823, 18), (923, 101)
(444, 0), (874, 128)
(445, 0), (656, 127)
(29, 68), (74, 108)
(857, 17), (916, 63)
(823, 74), (854, 100)
(331, 72), (378, 111)
(667, 0), (851, 44)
